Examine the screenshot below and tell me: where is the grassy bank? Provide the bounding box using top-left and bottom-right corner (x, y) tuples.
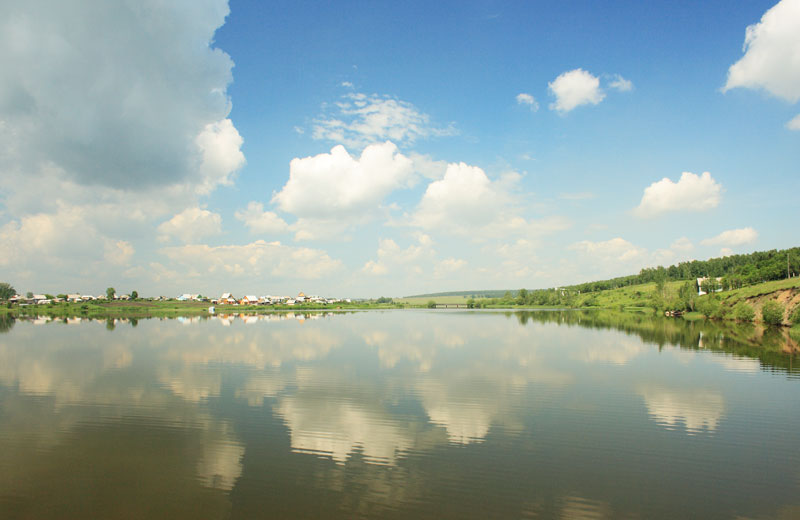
(0, 299), (402, 319)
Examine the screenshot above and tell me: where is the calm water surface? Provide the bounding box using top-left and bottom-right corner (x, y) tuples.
(1, 310), (798, 519)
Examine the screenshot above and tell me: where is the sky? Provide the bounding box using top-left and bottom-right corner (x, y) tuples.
(0, 0), (798, 298)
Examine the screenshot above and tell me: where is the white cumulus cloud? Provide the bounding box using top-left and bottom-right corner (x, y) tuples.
(272, 142), (414, 240)
(548, 69), (605, 113)
(633, 171), (722, 218)
(0, 0), (243, 191)
(157, 207), (222, 244)
(160, 241), (341, 280)
(235, 202), (289, 234)
(104, 240), (135, 266)
(411, 162), (569, 239)
(362, 234), (435, 277)
(787, 113), (800, 130)
(516, 93), (539, 111)
(700, 227), (758, 247)
(723, 0), (800, 102)
(274, 142), (413, 218)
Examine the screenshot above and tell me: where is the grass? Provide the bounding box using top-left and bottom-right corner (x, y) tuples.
(712, 277), (800, 304)
(574, 280), (687, 309)
(0, 299), (390, 318)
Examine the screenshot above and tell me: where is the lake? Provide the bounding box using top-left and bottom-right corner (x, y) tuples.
(1, 310), (798, 519)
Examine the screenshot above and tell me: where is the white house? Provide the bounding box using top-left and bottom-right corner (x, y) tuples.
(697, 277), (723, 296)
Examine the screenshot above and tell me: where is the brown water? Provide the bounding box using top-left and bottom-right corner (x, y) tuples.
(1, 310), (798, 519)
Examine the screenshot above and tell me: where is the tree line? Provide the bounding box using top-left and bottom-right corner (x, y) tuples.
(565, 246), (799, 295)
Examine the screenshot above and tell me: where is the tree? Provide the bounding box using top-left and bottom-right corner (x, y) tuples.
(106, 287), (116, 300)
(700, 278), (718, 295)
(131, 290), (138, 300)
(0, 282), (15, 301)
(26, 291), (33, 299)
(426, 300), (436, 308)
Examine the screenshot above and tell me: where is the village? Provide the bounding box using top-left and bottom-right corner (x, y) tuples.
(8, 291), (352, 307)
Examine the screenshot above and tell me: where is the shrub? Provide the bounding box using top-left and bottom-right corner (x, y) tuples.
(733, 302), (755, 322)
(791, 306), (800, 326)
(761, 300), (785, 325)
(712, 305), (730, 320)
(697, 298), (719, 318)
(426, 300), (436, 309)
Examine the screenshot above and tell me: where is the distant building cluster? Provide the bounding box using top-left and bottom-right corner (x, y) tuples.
(6, 291), (351, 306)
(180, 291), (350, 306)
(9, 293), (119, 305)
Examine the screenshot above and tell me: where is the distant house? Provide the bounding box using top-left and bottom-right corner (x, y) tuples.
(219, 293), (237, 305)
(241, 295), (259, 305)
(697, 277), (723, 296)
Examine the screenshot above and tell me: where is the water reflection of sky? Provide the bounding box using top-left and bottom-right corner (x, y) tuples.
(1, 311), (799, 519)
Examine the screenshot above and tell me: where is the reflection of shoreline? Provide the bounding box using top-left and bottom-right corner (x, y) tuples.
(10, 311), (344, 328)
(507, 310), (799, 374)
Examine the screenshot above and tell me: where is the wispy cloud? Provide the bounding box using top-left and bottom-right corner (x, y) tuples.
(516, 92), (539, 111)
(608, 74), (633, 92)
(311, 92), (456, 149)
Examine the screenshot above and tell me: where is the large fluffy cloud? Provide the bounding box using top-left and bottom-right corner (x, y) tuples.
(0, 0), (244, 191)
(362, 234), (435, 276)
(157, 207), (222, 244)
(274, 142), (413, 217)
(272, 142), (414, 240)
(0, 204), (138, 290)
(633, 171), (722, 218)
(235, 202), (289, 234)
(411, 162), (569, 239)
(160, 241), (342, 280)
(700, 227), (758, 247)
(723, 0), (800, 103)
(311, 92), (455, 149)
(548, 69), (605, 113)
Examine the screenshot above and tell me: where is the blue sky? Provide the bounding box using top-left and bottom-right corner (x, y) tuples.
(0, 0), (798, 297)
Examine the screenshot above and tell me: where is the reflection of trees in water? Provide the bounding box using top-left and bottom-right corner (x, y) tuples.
(508, 310), (799, 374)
(0, 314), (15, 333)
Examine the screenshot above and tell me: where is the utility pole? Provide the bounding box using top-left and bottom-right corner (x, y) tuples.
(789, 252), (791, 279)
